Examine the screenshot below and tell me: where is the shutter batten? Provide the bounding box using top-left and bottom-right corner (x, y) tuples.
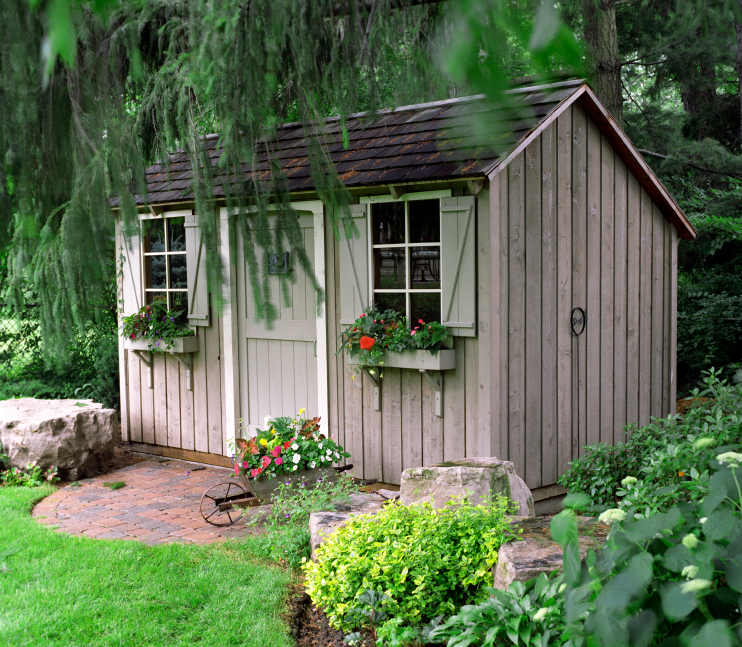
(440, 196), (477, 337)
(185, 214), (211, 327)
(339, 204), (370, 325)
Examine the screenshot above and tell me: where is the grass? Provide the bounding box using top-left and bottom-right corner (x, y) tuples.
(0, 485), (295, 647)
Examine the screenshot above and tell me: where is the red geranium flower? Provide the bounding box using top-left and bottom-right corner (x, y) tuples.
(262, 456), (272, 467)
(360, 336), (375, 350)
(251, 468), (261, 477)
(283, 441), (292, 450)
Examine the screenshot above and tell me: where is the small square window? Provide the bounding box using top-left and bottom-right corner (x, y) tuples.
(142, 217), (188, 316)
(371, 199), (441, 323)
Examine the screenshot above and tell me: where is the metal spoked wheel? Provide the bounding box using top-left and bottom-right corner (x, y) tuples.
(199, 479), (250, 527)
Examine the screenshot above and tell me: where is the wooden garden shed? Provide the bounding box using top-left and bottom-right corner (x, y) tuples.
(116, 79), (695, 507)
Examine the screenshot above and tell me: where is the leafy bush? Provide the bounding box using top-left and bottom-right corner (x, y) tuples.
(558, 370), (742, 509)
(428, 573), (568, 647)
(253, 474), (359, 568)
(551, 457), (742, 647)
(1, 461), (59, 487)
(303, 497), (512, 631)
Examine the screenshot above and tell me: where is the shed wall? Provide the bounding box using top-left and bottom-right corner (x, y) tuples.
(325, 192), (487, 484)
(116, 220), (228, 460)
(496, 102), (677, 491)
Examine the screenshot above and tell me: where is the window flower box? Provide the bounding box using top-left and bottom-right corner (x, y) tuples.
(124, 335), (200, 354)
(346, 348), (456, 371)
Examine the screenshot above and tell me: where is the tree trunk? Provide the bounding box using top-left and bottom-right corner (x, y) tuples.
(583, 0), (623, 127)
(736, 0), (742, 149)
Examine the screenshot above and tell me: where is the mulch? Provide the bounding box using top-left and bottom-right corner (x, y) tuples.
(286, 587), (376, 647)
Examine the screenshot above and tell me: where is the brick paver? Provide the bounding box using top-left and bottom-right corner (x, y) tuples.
(32, 460), (259, 545)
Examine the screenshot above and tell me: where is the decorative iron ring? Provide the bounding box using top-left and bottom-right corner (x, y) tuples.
(571, 307), (586, 336)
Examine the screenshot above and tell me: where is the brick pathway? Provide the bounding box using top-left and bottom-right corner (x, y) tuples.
(32, 460), (259, 545)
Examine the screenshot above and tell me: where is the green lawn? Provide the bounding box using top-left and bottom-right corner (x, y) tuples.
(0, 486), (295, 647)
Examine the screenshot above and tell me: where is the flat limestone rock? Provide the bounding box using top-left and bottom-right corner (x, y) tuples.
(493, 516), (609, 589)
(399, 457), (535, 516)
(0, 399), (117, 480)
(309, 493), (385, 560)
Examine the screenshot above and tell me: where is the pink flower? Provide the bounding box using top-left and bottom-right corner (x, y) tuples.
(251, 468), (261, 477)
(411, 330), (417, 336)
(234, 465), (240, 475)
(360, 313), (366, 317)
(130, 333), (136, 339)
(418, 319), (424, 324)
(373, 320), (377, 323)
(271, 446), (282, 458)
(275, 457), (283, 466)
(262, 456), (272, 468)
(242, 461), (249, 469)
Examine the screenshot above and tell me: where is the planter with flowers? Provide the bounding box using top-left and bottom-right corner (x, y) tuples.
(121, 300), (198, 389)
(339, 306), (455, 415)
(230, 409), (351, 504)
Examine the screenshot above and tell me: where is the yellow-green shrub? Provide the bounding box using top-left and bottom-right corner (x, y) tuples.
(302, 497), (512, 631)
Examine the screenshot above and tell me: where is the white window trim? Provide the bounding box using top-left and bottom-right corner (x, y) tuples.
(365, 190), (450, 321)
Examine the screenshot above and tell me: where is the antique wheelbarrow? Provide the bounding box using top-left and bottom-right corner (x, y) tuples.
(199, 463), (360, 526)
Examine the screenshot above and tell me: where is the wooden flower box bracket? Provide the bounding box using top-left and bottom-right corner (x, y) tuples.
(347, 349), (456, 417)
(124, 336), (200, 391)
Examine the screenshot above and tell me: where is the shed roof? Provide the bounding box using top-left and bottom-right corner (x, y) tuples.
(135, 78), (695, 239)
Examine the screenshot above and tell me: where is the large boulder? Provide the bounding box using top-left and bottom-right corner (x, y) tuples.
(399, 458), (535, 516)
(493, 516), (608, 589)
(309, 493), (385, 560)
(0, 399), (117, 480)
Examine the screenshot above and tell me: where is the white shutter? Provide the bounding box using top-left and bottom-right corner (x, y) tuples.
(185, 214), (211, 327)
(338, 204), (370, 325)
(121, 223), (142, 317)
(441, 196), (476, 337)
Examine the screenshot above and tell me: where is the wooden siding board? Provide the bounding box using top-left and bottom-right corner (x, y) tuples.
(166, 358), (181, 448)
(671, 226), (678, 408)
(556, 110), (574, 471)
(660, 220), (675, 416)
(193, 334), (209, 454)
(638, 188), (653, 426)
(571, 103), (588, 455)
(402, 370), (423, 472)
(465, 337), (480, 458)
(499, 172), (510, 461)
(141, 354), (156, 445)
(423, 374), (444, 466)
(507, 156), (526, 475)
(179, 359), (195, 451)
(541, 123), (558, 486)
(626, 172), (641, 429)
(651, 203), (665, 418)
(524, 138), (542, 488)
(347, 361), (364, 478)
(585, 117), (601, 449)
(444, 343), (467, 462)
(600, 136), (615, 445)
(478, 188), (493, 458)
(325, 210), (342, 453)
(206, 318), (223, 455)
(363, 371), (382, 481)
(153, 355), (168, 447)
(382, 368), (403, 483)
(613, 158), (628, 444)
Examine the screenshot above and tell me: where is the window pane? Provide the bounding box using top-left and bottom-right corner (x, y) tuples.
(410, 246), (441, 289)
(145, 255), (167, 289)
(372, 202), (405, 245)
(143, 220), (166, 253)
(171, 291), (189, 324)
(374, 247), (406, 290)
(411, 293), (441, 325)
(374, 292), (405, 317)
(409, 199), (440, 243)
(169, 254), (188, 289)
(146, 292), (167, 306)
(168, 218), (186, 252)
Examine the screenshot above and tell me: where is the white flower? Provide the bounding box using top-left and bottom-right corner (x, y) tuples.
(292, 443), (299, 450)
(682, 565), (699, 580)
(682, 533), (700, 549)
(621, 476), (638, 486)
(717, 452), (742, 465)
(700, 517), (708, 524)
(533, 608), (549, 622)
(598, 509), (626, 524)
(263, 414), (272, 426)
(292, 454), (301, 464)
(292, 465), (298, 471)
(318, 441), (324, 449)
(681, 579), (713, 594)
(310, 461), (316, 469)
(694, 438), (716, 449)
